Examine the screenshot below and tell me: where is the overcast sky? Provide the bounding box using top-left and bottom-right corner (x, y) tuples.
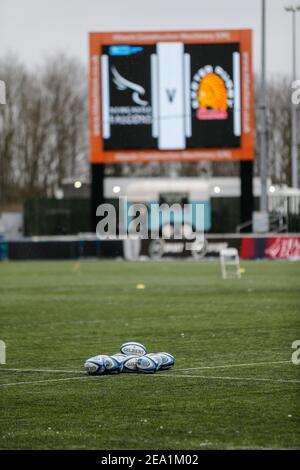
(0, 0), (299, 79)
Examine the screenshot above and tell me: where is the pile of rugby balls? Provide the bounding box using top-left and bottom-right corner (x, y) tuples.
(84, 341), (175, 375)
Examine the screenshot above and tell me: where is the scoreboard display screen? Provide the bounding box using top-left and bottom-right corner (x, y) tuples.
(89, 30), (254, 163)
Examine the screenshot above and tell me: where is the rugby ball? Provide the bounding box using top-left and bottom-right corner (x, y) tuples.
(122, 355), (140, 373)
(137, 355), (159, 373)
(84, 355), (106, 375)
(147, 353), (163, 370)
(120, 342), (147, 356)
(104, 356), (123, 374)
(157, 352), (175, 369)
(111, 353), (128, 363)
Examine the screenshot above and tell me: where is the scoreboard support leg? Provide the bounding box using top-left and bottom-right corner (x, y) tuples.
(91, 163), (105, 233)
(240, 160), (254, 232)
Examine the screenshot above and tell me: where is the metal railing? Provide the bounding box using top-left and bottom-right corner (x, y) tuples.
(236, 212), (288, 233)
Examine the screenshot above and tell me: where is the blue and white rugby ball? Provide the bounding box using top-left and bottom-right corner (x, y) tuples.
(84, 355), (106, 375)
(137, 355), (160, 373)
(122, 355), (140, 373)
(111, 353), (128, 363)
(120, 342), (147, 356)
(147, 353), (163, 370)
(104, 356), (123, 374)
(157, 352), (175, 370)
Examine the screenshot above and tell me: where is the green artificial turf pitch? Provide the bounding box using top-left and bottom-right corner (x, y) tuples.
(0, 260), (299, 450)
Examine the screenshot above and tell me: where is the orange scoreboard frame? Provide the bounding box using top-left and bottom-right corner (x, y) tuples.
(89, 29), (254, 164)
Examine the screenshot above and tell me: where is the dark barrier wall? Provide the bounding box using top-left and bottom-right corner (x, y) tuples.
(210, 198), (240, 233)
(7, 240), (123, 260)
(4, 236), (300, 261)
(24, 199), (91, 236)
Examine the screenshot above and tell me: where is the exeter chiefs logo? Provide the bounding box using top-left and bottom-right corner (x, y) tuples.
(191, 65), (234, 120)
(111, 66), (148, 106)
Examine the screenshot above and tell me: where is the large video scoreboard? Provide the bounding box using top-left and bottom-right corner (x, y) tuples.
(89, 30), (253, 163)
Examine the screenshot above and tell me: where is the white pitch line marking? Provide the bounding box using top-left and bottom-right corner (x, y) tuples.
(0, 360), (291, 376)
(0, 376), (89, 388)
(175, 360), (291, 372)
(153, 374), (300, 385)
(0, 372), (299, 388)
(0, 368), (85, 374)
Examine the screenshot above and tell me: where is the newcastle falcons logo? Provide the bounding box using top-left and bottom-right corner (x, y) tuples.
(111, 66), (148, 106)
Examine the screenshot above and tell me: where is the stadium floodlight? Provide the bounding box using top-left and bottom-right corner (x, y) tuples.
(54, 188), (64, 199)
(113, 185), (121, 194)
(284, 5), (300, 11)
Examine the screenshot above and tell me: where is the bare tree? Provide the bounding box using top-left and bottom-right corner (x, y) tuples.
(266, 77), (292, 185)
(255, 75), (298, 186)
(0, 55), (28, 206)
(40, 54), (88, 196)
(0, 53), (88, 207)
